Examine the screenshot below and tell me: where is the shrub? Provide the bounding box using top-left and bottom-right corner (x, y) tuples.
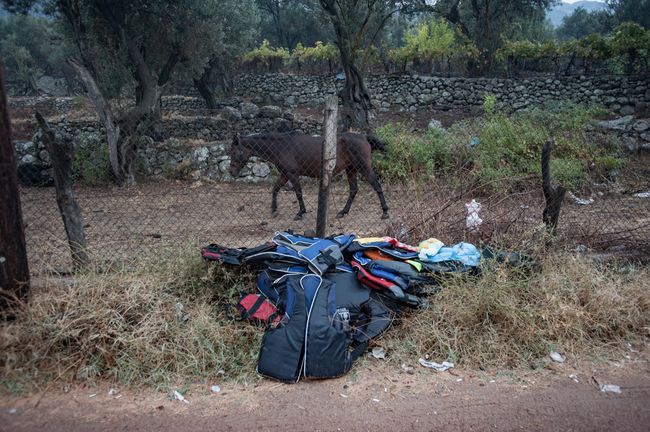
(73, 133), (112, 186)
(375, 102), (624, 192)
(374, 123), (464, 182)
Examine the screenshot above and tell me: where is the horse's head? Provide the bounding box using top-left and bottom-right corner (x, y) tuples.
(228, 134), (251, 177)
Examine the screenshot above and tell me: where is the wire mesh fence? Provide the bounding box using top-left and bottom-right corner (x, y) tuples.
(16, 102), (650, 276)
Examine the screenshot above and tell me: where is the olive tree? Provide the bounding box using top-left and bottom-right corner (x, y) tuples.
(3, 0), (253, 184)
(318, 0), (418, 131)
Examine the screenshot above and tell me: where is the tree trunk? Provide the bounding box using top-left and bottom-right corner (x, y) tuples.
(194, 59), (219, 110)
(339, 61), (372, 132)
(35, 112), (90, 269)
(67, 58), (121, 180)
(0, 61), (30, 312)
(194, 76), (218, 110)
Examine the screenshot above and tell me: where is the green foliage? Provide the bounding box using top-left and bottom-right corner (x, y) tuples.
(374, 123), (459, 181)
(388, 18), (478, 71)
(292, 41), (338, 71)
(73, 134), (112, 187)
(610, 22), (650, 73)
(483, 94), (497, 115)
(243, 39), (291, 71)
(557, 7), (616, 40)
(375, 103), (623, 192)
(609, 0), (650, 30)
(0, 14), (67, 91)
(499, 23), (650, 74)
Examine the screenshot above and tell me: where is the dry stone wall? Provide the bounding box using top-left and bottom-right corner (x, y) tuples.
(13, 99), (321, 184)
(236, 73), (650, 116)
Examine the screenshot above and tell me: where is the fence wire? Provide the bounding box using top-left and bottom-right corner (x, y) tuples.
(16, 111), (650, 276)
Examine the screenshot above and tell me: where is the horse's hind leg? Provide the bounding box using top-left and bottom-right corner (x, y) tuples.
(271, 173), (288, 216)
(360, 166), (389, 219)
(337, 169), (358, 218)
(287, 173), (306, 220)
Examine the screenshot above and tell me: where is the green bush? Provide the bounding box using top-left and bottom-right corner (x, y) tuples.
(73, 133), (112, 187)
(374, 123), (462, 181)
(374, 102), (624, 192)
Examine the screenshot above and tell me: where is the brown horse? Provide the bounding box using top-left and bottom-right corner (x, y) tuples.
(228, 132), (389, 220)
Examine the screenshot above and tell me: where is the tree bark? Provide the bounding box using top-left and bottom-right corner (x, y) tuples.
(67, 58), (121, 180)
(0, 61), (30, 312)
(35, 112), (90, 269)
(194, 58), (220, 110)
(320, 0), (373, 132)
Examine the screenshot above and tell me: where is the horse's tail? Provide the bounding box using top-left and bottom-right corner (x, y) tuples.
(366, 134), (387, 154)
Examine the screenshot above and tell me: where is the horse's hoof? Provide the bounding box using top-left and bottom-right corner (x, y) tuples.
(336, 211), (347, 219)
(381, 213), (390, 220)
(293, 214), (304, 221)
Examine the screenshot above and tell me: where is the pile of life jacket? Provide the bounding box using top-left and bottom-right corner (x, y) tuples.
(202, 231), (511, 383)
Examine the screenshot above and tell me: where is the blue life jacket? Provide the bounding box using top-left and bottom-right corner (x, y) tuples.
(257, 274), (365, 382)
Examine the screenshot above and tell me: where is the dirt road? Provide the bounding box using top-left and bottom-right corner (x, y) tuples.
(2, 360), (649, 432)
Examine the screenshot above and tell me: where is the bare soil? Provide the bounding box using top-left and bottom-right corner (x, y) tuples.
(19, 175), (650, 274)
(2, 358), (649, 432)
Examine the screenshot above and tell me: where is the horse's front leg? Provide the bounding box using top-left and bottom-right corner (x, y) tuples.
(271, 174), (288, 217)
(288, 174), (306, 220)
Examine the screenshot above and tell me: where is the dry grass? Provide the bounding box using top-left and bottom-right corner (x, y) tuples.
(384, 251), (650, 369)
(0, 244), (261, 393)
(2, 242), (649, 395)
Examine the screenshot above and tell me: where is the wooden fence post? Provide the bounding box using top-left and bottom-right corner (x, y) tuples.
(0, 60), (30, 311)
(316, 95), (338, 238)
(35, 111), (90, 269)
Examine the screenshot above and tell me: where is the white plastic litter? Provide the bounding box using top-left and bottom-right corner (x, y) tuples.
(7, 408), (17, 415)
(371, 347), (386, 360)
(568, 191), (594, 205)
(633, 192), (650, 198)
(173, 390), (190, 404)
(372, 398), (380, 403)
(401, 363), (414, 374)
(465, 199), (483, 232)
(108, 388), (119, 396)
(550, 351), (566, 363)
(340, 394), (348, 398)
(600, 384), (622, 394)
(88, 394), (97, 398)
(569, 374), (579, 383)
(418, 358), (454, 372)
(210, 385), (221, 394)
